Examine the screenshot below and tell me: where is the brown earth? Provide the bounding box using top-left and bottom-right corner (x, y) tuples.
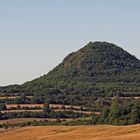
(0, 118), (72, 125)
(0, 125), (140, 140)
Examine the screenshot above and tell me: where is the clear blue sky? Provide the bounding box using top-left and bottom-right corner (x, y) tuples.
(0, 0), (140, 86)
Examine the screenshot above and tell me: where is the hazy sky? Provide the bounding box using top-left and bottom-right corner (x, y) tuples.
(0, 0), (140, 86)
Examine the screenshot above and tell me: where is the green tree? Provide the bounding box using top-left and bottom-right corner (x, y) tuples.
(0, 104), (7, 111)
(130, 107), (140, 124)
(43, 103), (51, 113)
(98, 107), (110, 124)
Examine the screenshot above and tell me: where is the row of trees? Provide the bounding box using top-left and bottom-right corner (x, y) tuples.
(0, 110), (88, 120)
(0, 103), (89, 120)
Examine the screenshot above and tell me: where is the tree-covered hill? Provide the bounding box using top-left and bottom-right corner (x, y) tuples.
(1, 41), (140, 106)
(23, 41), (140, 91)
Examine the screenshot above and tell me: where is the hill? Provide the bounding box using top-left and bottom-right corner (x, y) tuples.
(1, 125), (140, 140)
(1, 41), (140, 106)
(24, 41), (140, 87)
(0, 41), (140, 125)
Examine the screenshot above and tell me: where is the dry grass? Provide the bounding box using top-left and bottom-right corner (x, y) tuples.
(0, 118), (48, 125)
(6, 104), (84, 109)
(0, 118), (72, 125)
(110, 96), (140, 100)
(0, 125), (140, 140)
(5, 104), (97, 115)
(0, 96), (32, 99)
(1, 109), (96, 115)
(1, 110), (42, 113)
(6, 104), (43, 109)
(54, 109), (95, 115)
(50, 104), (85, 109)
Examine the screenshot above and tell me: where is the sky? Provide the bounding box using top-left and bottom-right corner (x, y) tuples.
(0, 0), (140, 86)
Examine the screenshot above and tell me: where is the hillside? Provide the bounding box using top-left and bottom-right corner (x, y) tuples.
(0, 41), (140, 125)
(24, 41), (140, 88)
(1, 125), (140, 140)
(1, 41), (140, 106)
(23, 42), (140, 97)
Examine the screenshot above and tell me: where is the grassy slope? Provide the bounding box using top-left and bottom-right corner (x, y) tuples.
(1, 125), (140, 140)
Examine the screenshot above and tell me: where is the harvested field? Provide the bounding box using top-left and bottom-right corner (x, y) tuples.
(6, 104), (86, 110)
(1, 109), (95, 115)
(1, 110), (42, 113)
(6, 104), (43, 109)
(3, 104), (94, 115)
(54, 109), (95, 115)
(0, 118), (48, 125)
(50, 104), (85, 109)
(0, 96), (33, 99)
(0, 118), (72, 125)
(1, 125), (140, 140)
(110, 96), (140, 100)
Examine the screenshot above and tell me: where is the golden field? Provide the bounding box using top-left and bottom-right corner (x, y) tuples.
(1, 125), (140, 140)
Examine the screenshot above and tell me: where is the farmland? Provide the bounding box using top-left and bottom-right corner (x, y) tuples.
(0, 118), (73, 126)
(1, 125), (140, 140)
(5, 103), (85, 110)
(0, 95), (95, 128)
